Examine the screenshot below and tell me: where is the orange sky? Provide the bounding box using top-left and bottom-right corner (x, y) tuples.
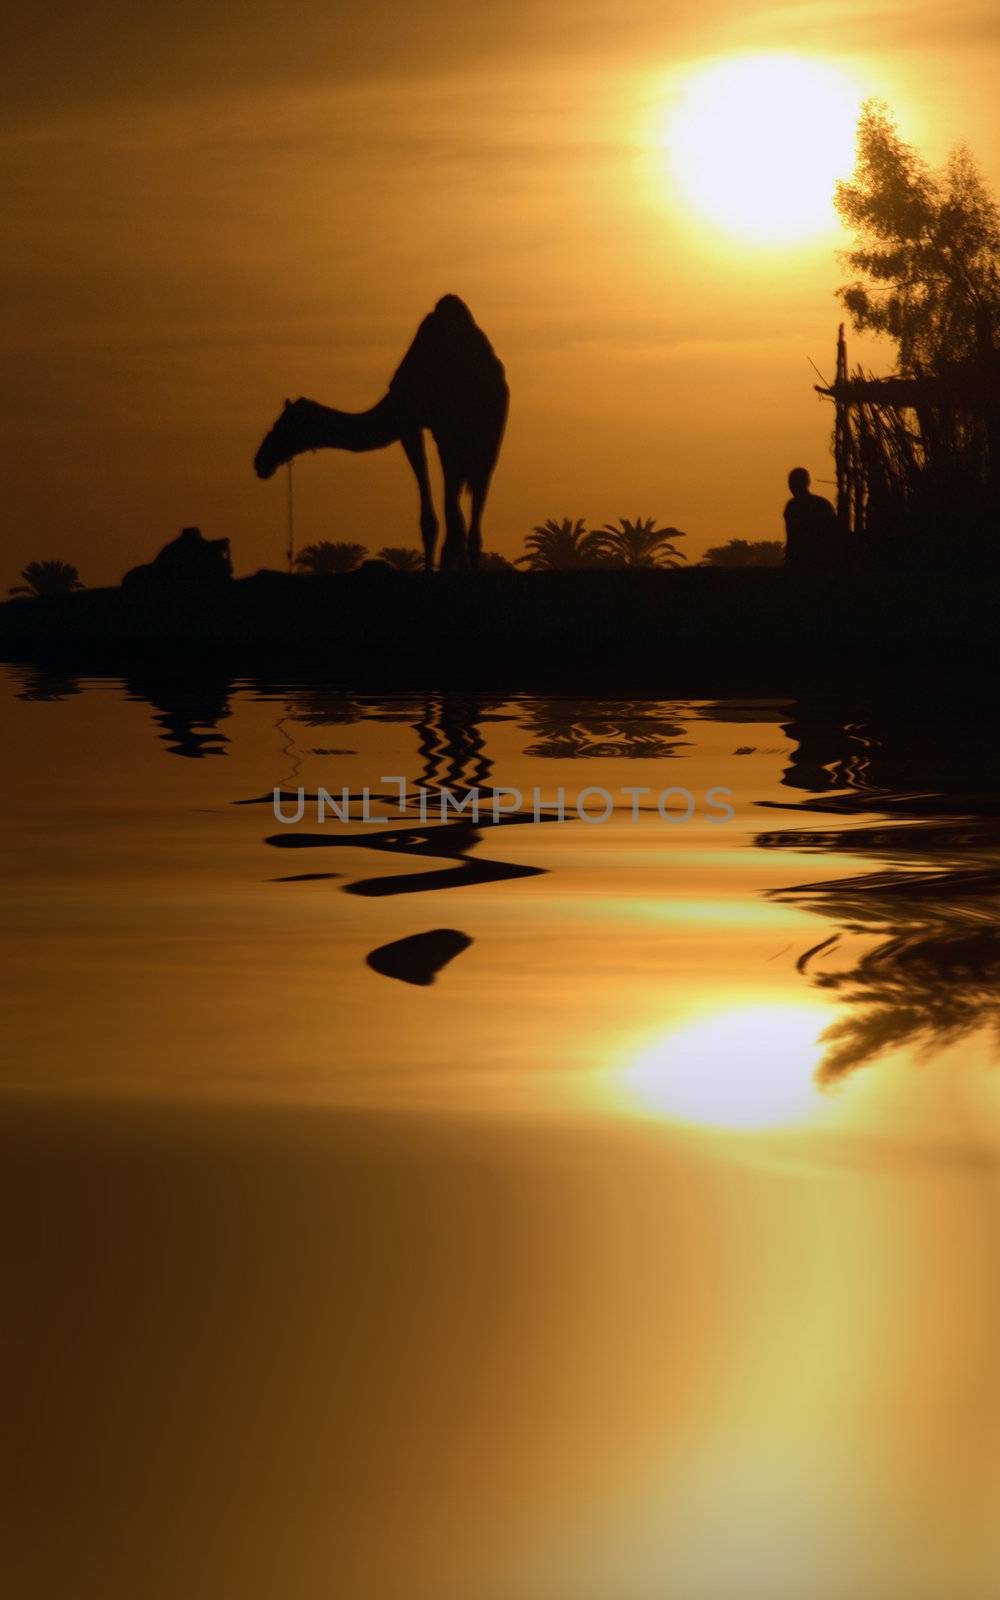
(3, 0), (999, 582)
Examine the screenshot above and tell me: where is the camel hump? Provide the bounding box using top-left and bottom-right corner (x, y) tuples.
(432, 293), (474, 324)
(389, 297), (505, 414)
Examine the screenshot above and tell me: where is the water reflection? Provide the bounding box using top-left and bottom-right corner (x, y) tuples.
(5, 670), (1000, 1597)
(14, 667), (82, 702)
(285, 689), (513, 795)
(256, 693), (551, 904)
(125, 671), (233, 758)
(617, 1002), (831, 1130)
(284, 687), (365, 727)
(264, 814), (551, 898)
(778, 705), (874, 795)
(366, 928), (473, 986)
(759, 789), (1000, 1081)
(7, 670), (1000, 1093)
(694, 691), (1000, 1083)
(521, 698), (687, 760)
(413, 696), (510, 793)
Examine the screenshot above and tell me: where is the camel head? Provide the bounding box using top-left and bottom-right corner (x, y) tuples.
(254, 398), (318, 479)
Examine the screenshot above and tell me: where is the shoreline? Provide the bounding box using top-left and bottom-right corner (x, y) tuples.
(2, 566), (997, 685)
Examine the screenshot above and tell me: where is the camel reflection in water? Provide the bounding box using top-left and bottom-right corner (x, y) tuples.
(267, 692), (549, 906)
(269, 694), (691, 900)
(268, 694), (691, 977)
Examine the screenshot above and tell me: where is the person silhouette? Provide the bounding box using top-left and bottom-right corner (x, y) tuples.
(783, 467), (838, 571)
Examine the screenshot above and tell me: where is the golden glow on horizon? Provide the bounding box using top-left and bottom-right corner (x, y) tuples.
(664, 55), (862, 245)
(617, 1002), (829, 1131)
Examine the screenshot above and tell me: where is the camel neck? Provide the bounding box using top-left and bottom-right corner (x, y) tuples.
(306, 395), (401, 454)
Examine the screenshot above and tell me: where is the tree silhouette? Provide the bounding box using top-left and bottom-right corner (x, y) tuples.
(377, 546), (424, 573)
(9, 559), (84, 597)
(294, 541), (367, 575)
(836, 101), (1000, 373)
(599, 517), (687, 568)
(478, 551), (517, 571)
(516, 518), (609, 570)
(702, 539), (784, 567)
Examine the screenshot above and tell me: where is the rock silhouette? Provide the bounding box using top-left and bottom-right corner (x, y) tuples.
(365, 928), (472, 986)
(122, 527), (233, 591)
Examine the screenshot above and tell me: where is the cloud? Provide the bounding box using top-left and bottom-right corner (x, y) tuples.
(5, 0), (998, 137)
(0, 0), (756, 135)
(755, 0), (1000, 50)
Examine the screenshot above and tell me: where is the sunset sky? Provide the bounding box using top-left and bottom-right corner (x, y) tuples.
(3, 0), (999, 582)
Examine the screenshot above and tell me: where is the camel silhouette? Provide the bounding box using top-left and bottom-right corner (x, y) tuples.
(254, 295), (508, 572)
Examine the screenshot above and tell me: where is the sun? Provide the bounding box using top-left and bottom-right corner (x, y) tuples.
(614, 1003), (830, 1131)
(663, 54), (862, 246)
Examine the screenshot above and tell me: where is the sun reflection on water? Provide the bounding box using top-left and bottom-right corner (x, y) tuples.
(614, 1003), (833, 1132)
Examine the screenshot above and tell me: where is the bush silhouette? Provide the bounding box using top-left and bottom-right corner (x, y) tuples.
(702, 539), (784, 567)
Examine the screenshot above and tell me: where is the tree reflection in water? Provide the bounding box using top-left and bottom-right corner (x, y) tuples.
(519, 699), (688, 761)
(756, 696), (1000, 1080)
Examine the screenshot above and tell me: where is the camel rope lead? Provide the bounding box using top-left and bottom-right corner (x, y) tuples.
(286, 460), (295, 574)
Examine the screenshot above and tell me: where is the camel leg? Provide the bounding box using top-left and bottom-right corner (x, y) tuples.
(467, 468), (493, 572)
(400, 429), (438, 572)
(439, 459), (468, 573)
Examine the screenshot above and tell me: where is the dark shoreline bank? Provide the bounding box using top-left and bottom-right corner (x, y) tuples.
(1, 566), (995, 691)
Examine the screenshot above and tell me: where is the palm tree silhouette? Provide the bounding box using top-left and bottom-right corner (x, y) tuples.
(294, 541), (367, 575)
(377, 546), (424, 573)
(9, 559), (84, 597)
(516, 518), (609, 570)
(599, 517), (687, 568)
(702, 538), (784, 567)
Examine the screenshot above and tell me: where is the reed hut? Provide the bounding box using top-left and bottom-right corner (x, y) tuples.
(816, 321), (1000, 562)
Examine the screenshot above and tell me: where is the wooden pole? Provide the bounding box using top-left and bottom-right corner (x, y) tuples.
(834, 323), (851, 531)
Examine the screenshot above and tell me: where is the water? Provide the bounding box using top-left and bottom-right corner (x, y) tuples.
(3, 666), (999, 1599)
